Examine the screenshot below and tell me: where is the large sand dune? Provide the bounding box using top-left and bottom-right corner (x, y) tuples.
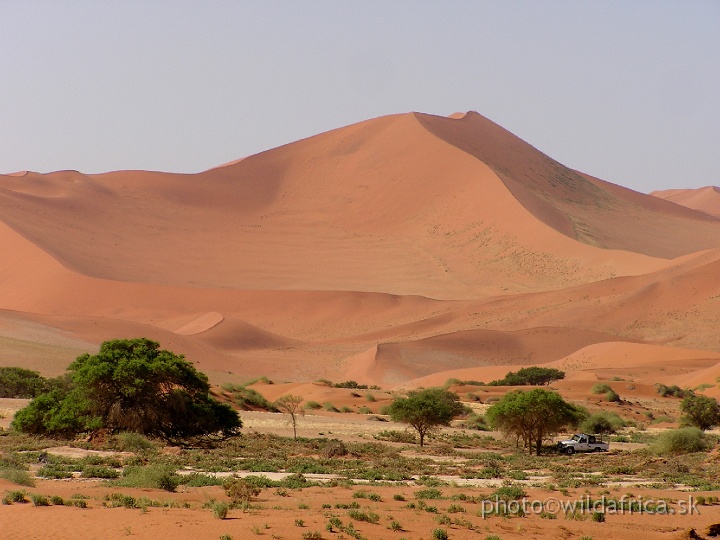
(1, 111), (719, 390)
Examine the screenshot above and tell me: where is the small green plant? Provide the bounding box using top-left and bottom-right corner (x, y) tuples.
(30, 493), (49, 506)
(591, 511), (605, 522)
(302, 532), (323, 540)
(388, 520), (403, 531)
(393, 493), (406, 501)
(219, 535), (233, 540)
(432, 529), (449, 540)
(211, 501), (229, 519)
(304, 401), (322, 410)
(295, 519), (305, 527)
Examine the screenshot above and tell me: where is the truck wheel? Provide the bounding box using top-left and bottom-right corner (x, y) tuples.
(593, 447), (603, 452)
(565, 447), (575, 455)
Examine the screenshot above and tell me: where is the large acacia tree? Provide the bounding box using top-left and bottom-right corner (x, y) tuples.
(13, 338), (241, 442)
(486, 388), (585, 455)
(388, 388), (465, 447)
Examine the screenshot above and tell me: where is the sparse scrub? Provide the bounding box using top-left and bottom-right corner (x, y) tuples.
(0, 467), (35, 486)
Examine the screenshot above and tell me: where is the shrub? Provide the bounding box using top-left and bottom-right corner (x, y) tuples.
(234, 387), (277, 412)
(432, 529), (449, 540)
(591, 383), (612, 395)
(656, 384), (688, 398)
(30, 493), (49, 506)
(224, 477), (261, 505)
(211, 501), (229, 519)
(333, 381), (368, 389)
(652, 427), (708, 454)
(493, 484), (526, 500)
(113, 431), (156, 452)
(580, 411), (626, 434)
(323, 402), (339, 412)
(605, 390), (621, 403)
(116, 464), (180, 492)
(304, 401), (322, 410)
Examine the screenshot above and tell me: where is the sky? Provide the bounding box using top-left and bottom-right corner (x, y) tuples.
(1, 1), (718, 193)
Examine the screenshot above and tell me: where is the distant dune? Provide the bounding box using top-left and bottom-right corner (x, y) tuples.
(651, 185), (720, 218)
(2, 111), (720, 391)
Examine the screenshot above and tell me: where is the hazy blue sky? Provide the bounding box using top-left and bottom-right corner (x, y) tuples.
(1, 1), (718, 192)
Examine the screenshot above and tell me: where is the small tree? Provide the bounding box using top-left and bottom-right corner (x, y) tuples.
(275, 394), (304, 439)
(489, 367), (565, 386)
(681, 393), (720, 431)
(388, 388), (465, 447)
(486, 388), (585, 455)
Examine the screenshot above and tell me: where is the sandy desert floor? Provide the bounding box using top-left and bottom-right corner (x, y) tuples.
(3, 399), (720, 540)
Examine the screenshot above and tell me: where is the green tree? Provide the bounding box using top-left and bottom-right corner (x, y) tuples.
(0, 367), (52, 398)
(488, 367), (565, 386)
(275, 394), (304, 439)
(387, 388), (465, 447)
(13, 338), (241, 442)
(681, 393), (720, 431)
(486, 388), (585, 455)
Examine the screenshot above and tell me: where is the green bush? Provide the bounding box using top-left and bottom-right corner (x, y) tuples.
(591, 383), (612, 394)
(493, 484), (526, 500)
(432, 529), (449, 540)
(656, 384), (688, 398)
(116, 464), (180, 492)
(304, 401), (322, 410)
(652, 427), (708, 454)
(580, 411), (626, 434)
(113, 432), (156, 452)
(605, 390), (621, 403)
(211, 501), (229, 519)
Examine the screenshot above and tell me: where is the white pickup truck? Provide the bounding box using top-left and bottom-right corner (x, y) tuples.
(557, 433), (609, 455)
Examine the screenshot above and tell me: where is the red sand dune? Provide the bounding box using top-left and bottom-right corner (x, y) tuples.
(1, 111), (720, 390)
(652, 185), (720, 218)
